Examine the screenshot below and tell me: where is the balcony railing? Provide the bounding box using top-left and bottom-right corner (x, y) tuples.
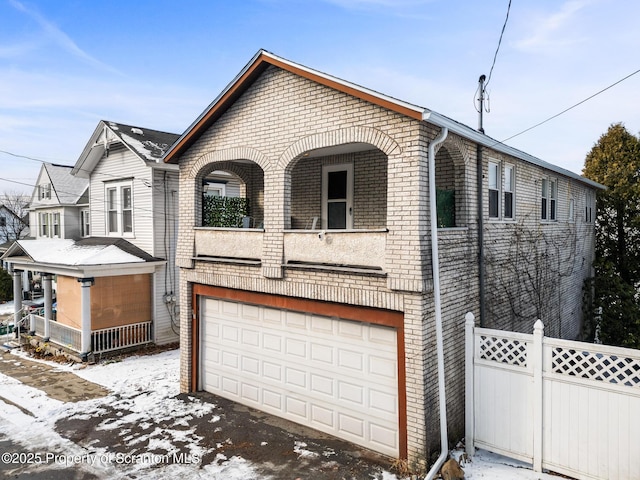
(284, 229), (387, 269)
(195, 227), (263, 260)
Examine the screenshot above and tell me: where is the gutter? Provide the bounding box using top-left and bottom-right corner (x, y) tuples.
(424, 126), (449, 480)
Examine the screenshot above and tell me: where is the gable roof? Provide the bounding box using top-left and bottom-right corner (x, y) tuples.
(73, 121), (180, 178)
(163, 49), (603, 190)
(41, 163), (89, 205)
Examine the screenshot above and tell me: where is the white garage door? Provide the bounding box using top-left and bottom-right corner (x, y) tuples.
(200, 298), (399, 457)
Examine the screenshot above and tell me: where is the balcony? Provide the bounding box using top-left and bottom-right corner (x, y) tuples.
(193, 227), (387, 272)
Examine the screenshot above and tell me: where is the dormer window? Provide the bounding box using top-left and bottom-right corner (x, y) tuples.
(39, 183), (51, 200)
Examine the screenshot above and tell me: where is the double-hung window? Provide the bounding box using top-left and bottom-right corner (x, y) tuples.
(585, 191), (594, 223)
(105, 181), (134, 236)
(541, 177), (557, 221)
(39, 184), (51, 200)
(40, 213), (49, 237)
(81, 209), (90, 237)
(488, 162), (500, 219)
(503, 165), (515, 219)
(488, 161), (515, 220)
(52, 213), (60, 237)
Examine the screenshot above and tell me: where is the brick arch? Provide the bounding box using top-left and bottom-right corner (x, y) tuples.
(187, 147), (270, 180)
(434, 133), (470, 227)
(435, 133), (470, 166)
(277, 127), (402, 171)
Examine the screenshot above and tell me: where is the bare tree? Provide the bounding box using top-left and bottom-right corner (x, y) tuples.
(0, 190), (30, 242)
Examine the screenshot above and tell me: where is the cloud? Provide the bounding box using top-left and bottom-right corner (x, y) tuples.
(8, 0), (122, 75)
(514, 0), (594, 51)
(322, 0), (434, 11)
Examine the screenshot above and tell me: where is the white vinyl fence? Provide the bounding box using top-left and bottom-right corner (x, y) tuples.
(465, 313), (640, 480)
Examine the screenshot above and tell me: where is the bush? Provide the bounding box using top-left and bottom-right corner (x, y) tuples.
(202, 196), (250, 228)
(0, 268), (12, 303)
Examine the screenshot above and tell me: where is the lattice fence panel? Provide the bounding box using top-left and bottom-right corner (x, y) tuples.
(551, 347), (640, 387)
(479, 335), (528, 367)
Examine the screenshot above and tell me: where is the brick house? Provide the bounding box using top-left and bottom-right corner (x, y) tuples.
(164, 50), (603, 463)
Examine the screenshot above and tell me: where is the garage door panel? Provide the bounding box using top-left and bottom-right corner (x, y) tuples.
(310, 343), (333, 363)
(285, 396), (307, 419)
(201, 298), (399, 457)
(311, 374), (334, 396)
(338, 349), (364, 370)
(310, 315), (334, 334)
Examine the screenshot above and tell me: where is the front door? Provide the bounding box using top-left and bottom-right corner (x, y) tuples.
(322, 164), (353, 229)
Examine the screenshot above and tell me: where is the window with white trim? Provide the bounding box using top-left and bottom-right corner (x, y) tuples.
(105, 181), (134, 235)
(504, 164), (515, 219)
(0, 216), (5, 228)
(203, 182), (226, 197)
(541, 177), (557, 221)
(38, 184), (51, 200)
(585, 191), (594, 223)
(488, 162), (499, 218)
(488, 161), (515, 220)
(52, 212), (60, 237)
(40, 213), (49, 237)
(81, 209), (90, 237)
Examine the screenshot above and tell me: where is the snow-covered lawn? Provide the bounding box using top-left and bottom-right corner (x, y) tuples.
(0, 337), (567, 479)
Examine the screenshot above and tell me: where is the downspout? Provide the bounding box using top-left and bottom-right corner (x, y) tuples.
(477, 74), (486, 327)
(424, 126), (449, 480)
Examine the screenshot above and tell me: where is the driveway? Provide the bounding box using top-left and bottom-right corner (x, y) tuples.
(0, 346), (403, 479)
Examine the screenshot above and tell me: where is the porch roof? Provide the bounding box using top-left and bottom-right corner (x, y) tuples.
(1, 238), (164, 277)
(163, 49), (604, 191)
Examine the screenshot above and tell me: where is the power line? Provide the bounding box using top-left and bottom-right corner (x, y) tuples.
(485, 0), (512, 90)
(498, 67), (640, 145)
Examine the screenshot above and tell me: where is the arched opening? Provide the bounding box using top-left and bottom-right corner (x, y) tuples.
(434, 144), (467, 228)
(287, 143), (388, 231)
(196, 160), (265, 229)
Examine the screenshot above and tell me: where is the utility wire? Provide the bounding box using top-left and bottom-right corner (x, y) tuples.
(485, 0), (512, 89)
(497, 67), (640, 145)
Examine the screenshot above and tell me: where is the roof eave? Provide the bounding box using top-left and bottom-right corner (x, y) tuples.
(163, 49), (425, 164)
(422, 110), (605, 190)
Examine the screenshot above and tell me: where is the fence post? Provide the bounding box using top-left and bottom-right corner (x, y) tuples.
(532, 319), (544, 472)
(465, 312), (476, 457)
(29, 313), (36, 336)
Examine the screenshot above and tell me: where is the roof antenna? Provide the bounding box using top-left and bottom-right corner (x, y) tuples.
(477, 74), (486, 134)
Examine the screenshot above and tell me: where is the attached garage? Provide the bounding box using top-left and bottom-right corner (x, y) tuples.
(194, 287), (405, 458)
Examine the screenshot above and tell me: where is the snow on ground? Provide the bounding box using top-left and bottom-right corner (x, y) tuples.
(0, 300), (15, 316)
(0, 346), (567, 479)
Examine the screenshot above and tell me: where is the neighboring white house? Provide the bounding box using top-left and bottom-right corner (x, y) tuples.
(3, 121), (182, 357)
(28, 163), (89, 240)
(0, 203), (29, 244)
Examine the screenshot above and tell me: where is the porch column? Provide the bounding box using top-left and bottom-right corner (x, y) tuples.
(78, 277), (94, 361)
(43, 274), (53, 341)
(12, 268), (22, 337)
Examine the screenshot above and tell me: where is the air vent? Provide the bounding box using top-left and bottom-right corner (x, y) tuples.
(131, 128), (144, 135)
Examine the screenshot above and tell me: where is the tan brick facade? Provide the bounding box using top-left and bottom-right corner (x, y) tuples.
(172, 56), (598, 465)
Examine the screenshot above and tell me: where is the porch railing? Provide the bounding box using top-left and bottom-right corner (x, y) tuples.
(91, 321), (152, 354)
(31, 316), (152, 354)
(48, 320), (82, 352)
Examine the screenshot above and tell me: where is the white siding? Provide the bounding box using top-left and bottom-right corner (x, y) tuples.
(152, 168), (180, 344)
(89, 145), (154, 252)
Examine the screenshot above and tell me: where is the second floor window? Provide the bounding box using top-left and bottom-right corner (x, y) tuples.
(40, 213), (49, 237)
(541, 178), (557, 221)
(488, 161), (515, 220)
(39, 184), (51, 200)
(106, 182), (133, 235)
(81, 209), (90, 237)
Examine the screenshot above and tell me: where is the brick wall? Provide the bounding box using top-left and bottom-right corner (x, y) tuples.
(173, 62), (598, 465)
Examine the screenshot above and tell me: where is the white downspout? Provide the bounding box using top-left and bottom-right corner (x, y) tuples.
(424, 126), (449, 480)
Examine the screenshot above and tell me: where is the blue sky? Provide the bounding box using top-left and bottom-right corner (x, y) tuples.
(1, 0), (639, 196)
